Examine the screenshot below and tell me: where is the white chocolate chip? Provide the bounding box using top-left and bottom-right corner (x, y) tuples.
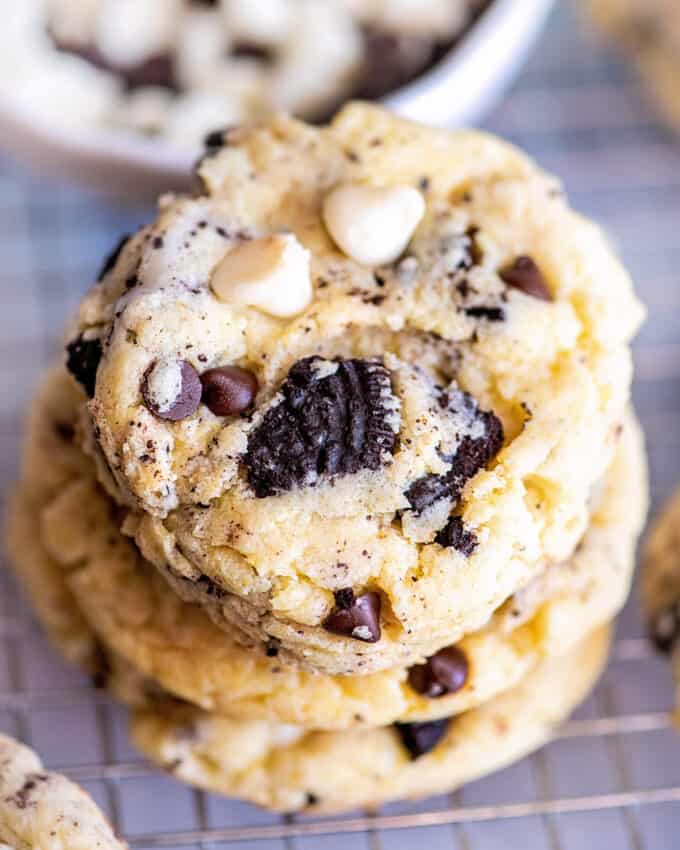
(322, 183), (425, 266)
(211, 234), (312, 318)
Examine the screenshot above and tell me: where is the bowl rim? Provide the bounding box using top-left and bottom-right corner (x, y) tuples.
(0, 0), (529, 178)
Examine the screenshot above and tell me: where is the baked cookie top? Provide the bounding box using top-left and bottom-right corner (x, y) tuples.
(0, 734), (126, 850)
(10, 367), (645, 728)
(68, 103), (642, 674)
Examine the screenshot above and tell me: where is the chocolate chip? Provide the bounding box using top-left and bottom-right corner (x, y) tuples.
(142, 360), (202, 421)
(97, 234), (130, 281)
(324, 588), (381, 643)
(464, 306), (505, 321)
(435, 516), (478, 556)
(500, 256), (552, 301)
(395, 719), (450, 759)
(200, 366), (258, 416)
(649, 602), (680, 654)
(408, 646), (469, 698)
(405, 390), (503, 515)
(305, 792), (320, 807)
(246, 357), (398, 498)
(265, 638), (281, 658)
(66, 335), (102, 397)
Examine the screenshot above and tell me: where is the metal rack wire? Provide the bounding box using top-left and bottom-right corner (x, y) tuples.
(2, 3), (680, 847)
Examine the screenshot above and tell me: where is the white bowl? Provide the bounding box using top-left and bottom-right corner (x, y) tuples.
(0, 0), (554, 203)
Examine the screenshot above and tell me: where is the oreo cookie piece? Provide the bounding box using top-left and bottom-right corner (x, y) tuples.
(435, 516), (478, 556)
(395, 719), (450, 760)
(246, 357), (399, 498)
(65, 335), (103, 398)
(405, 390), (503, 515)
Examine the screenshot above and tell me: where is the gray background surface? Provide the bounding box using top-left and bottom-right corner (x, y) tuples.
(1, 2), (680, 847)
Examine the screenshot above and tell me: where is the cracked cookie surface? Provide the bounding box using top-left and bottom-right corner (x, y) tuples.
(67, 103), (642, 674)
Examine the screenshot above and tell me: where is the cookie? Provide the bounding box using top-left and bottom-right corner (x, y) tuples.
(643, 487), (680, 654)
(65, 104), (642, 675)
(131, 627), (611, 813)
(8, 367), (647, 730)
(585, 0), (680, 127)
(0, 733), (126, 850)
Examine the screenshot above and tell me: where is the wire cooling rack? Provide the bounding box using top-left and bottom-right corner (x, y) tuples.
(3, 2), (680, 847)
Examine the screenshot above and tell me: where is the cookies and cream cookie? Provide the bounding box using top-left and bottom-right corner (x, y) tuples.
(0, 734), (126, 850)
(585, 0), (680, 127)
(131, 627), (610, 813)
(64, 104), (642, 675)
(8, 365), (647, 730)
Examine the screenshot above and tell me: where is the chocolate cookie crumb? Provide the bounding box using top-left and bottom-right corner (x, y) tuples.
(66, 335), (103, 398)
(435, 516), (478, 556)
(405, 391), (503, 515)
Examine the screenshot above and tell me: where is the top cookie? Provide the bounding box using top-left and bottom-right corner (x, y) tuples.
(68, 103), (642, 675)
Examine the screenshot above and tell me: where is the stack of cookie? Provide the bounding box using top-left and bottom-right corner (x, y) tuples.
(7, 104), (647, 813)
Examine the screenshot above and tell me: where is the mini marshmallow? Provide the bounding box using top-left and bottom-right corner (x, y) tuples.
(211, 234), (312, 318)
(323, 182), (425, 266)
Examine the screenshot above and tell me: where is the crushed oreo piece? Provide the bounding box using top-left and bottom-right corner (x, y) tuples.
(649, 601), (680, 654)
(395, 719), (450, 759)
(405, 390), (503, 515)
(97, 234), (130, 281)
(500, 256), (552, 302)
(66, 334), (103, 397)
(465, 305), (505, 322)
(201, 366), (258, 416)
(246, 357), (398, 498)
(408, 645), (469, 698)
(142, 359), (202, 421)
(435, 516), (478, 556)
(324, 588), (381, 643)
